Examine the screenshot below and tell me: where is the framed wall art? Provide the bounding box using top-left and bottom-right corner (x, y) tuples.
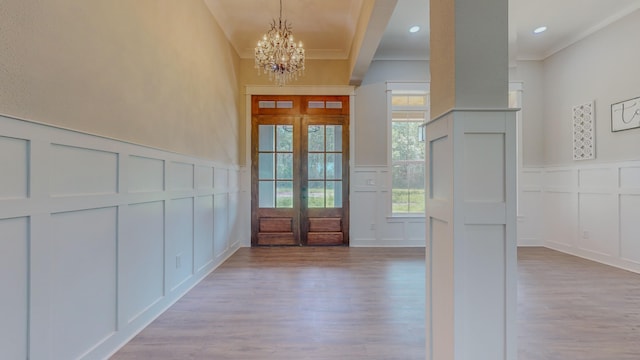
(572, 101), (595, 161)
(611, 96), (640, 132)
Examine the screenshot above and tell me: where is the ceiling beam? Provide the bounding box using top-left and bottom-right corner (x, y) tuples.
(348, 0), (398, 86)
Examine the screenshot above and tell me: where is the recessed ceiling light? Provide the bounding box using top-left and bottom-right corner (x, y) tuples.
(533, 26), (547, 34)
(409, 26), (421, 33)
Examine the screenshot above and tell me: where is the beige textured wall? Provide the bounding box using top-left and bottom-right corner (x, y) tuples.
(0, 0), (241, 163)
(239, 59), (351, 86)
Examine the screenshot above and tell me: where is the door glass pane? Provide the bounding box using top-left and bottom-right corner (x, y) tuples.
(259, 181), (275, 208)
(326, 181), (342, 208)
(308, 181), (325, 208)
(326, 154), (342, 180)
(308, 125), (324, 151)
(259, 125), (274, 151)
(276, 181), (293, 208)
(277, 153), (293, 179)
(326, 125), (342, 151)
(259, 153), (274, 179)
(308, 153), (325, 180)
(277, 125), (293, 151)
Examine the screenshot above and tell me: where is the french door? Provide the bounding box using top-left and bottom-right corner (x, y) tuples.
(251, 95), (349, 246)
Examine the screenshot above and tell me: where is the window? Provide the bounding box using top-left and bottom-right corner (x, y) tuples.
(388, 84), (429, 215)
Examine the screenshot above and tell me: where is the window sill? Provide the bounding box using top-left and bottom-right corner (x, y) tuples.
(386, 214), (426, 221)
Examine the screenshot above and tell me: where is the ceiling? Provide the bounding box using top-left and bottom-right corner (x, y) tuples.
(205, 0), (640, 79)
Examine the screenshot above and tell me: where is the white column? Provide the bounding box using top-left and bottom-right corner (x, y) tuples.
(426, 0), (516, 359)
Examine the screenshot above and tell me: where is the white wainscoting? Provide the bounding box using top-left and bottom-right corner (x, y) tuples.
(518, 167), (544, 246)
(520, 161), (640, 274)
(350, 166), (425, 247)
(0, 115), (245, 360)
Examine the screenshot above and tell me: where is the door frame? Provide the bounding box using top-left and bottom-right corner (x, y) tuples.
(243, 87), (355, 248)
(244, 85), (356, 247)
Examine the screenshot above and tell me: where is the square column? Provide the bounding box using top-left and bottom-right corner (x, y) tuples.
(425, 109), (517, 360)
(427, 0), (515, 358)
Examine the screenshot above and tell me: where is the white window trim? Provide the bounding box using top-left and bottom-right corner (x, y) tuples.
(386, 82), (430, 218)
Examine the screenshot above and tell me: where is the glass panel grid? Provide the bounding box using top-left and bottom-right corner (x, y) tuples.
(258, 124), (294, 208)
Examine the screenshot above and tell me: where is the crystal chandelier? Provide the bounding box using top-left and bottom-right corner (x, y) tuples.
(254, 0), (305, 86)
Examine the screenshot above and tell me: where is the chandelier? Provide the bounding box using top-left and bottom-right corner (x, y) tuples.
(254, 0), (305, 86)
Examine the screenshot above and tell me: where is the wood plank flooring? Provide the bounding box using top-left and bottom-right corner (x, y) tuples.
(111, 247), (640, 360)
(111, 247), (425, 360)
(518, 247), (640, 360)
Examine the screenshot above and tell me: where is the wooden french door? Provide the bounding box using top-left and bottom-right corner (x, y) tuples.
(251, 95), (349, 246)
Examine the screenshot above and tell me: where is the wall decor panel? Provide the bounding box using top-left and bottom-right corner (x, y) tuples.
(0, 217), (29, 360)
(120, 201), (165, 324)
(128, 155), (164, 193)
(50, 144), (118, 197)
(50, 207), (117, 360)
(0, 136), (29, 200)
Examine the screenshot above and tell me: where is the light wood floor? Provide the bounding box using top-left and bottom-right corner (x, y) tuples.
(112, 247), (640, 360)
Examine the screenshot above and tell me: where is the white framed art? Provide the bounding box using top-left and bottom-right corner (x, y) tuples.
(611, 96), (640, 132)
(572, 101), (595, 161)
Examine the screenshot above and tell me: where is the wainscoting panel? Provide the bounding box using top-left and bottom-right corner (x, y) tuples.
(0, 114), (243, 360)
(196, 165), (215, 190)
(350, 191), (377, 242)
(351, 166), (425, 247)
(578, 193), (618, 256)
(50, 144), (119, 197)
(50, 207), (118, 360)
(620, 166), (640, 190)
(0, 216), (29, 360)
(543, 191), (577, 248)
(214, 193), (230, 257)
(166, 197), (195, 291)
(128, 155), (164, 193)
(527, 161), (640, 274)
(169, 161), (195, 191)
(0, 136), (29, 199)
(194, 195), (215, 272)
(120, 201), (165, 325)
(579, 167), (617, 190)
(620, 195), (640, 264)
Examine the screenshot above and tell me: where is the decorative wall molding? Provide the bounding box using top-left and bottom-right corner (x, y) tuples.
(0, 115), (245, 359)
(519, 161), (640, 274)
(350, 166), (425, 247)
